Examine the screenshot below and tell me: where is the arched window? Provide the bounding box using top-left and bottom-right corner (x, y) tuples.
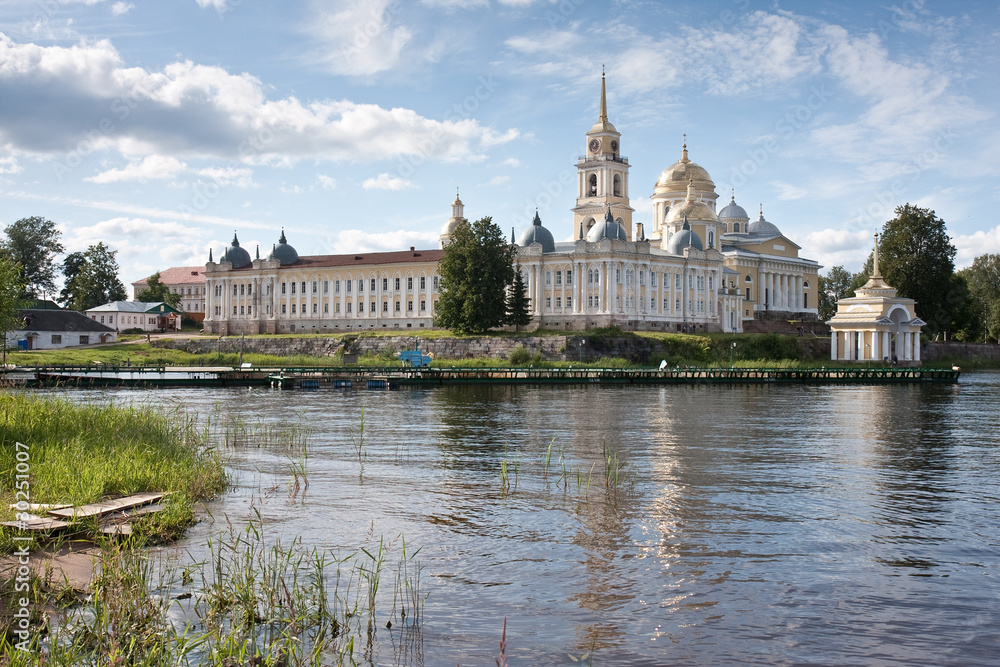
(588, 174), (597, 197)
(613, 174), (622, 197)
(733, 223), (740, 233)
(708, 230), (715, 248)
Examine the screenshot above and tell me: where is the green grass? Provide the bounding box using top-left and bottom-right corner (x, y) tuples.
(0, 393), (227, 549)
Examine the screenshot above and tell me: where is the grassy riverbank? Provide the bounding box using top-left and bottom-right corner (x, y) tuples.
(0, 393), (227, 550)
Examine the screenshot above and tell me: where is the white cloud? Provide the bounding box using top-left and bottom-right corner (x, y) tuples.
(954, 226), (1000, 268)
(770, 180), (808, 200)
(500, 157), (521, 168)
(802, 227), (872, 271)
(111, 2), (134, 15)
(487, 175), (510, 186)
(0, 35), (518, 167)
(362, 173), (412, 190)
(86, 155), (187, 183)
(0, 155), (21, 174)
(306, 0), (413, 76)
(195, 0), (228, 10)
(321, 228), (439, 254)
(197, 166), (254, 187)
(421, 0), (488, 8)
(318, 174), (337, 190)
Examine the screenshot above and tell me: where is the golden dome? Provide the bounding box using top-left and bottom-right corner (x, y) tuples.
(655, 144), (715, 193)
(665, 179), (718, 225)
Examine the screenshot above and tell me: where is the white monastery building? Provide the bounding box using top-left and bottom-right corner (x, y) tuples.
(203, 74), (820, 335)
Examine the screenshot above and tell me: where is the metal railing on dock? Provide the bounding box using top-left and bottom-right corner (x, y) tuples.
(8, 364), (960, 389)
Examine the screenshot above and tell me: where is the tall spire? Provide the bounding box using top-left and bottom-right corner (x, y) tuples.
(872, 233), (882, 279)
(599, 65), (608, 124)
(681, 133), (689, 162)
(208, 248), (213, 262)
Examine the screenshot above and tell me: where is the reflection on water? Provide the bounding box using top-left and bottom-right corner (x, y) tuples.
(39, 373), (1000, 665)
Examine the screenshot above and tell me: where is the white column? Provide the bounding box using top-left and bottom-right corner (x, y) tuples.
(831, 330), (838, 360)
(914, 332), (921, 362)
(780, 274), (788, 310)
(872, 330), (879, 361)
(882, 331), (890, 360)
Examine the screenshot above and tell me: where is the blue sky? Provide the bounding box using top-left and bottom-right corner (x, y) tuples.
(1, 0), (999, 291)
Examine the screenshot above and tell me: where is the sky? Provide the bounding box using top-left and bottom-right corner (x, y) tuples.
(1, 0), (999, 294)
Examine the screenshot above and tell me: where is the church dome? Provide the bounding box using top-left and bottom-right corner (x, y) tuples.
(666, 219), (704, 255)
(587, 207), (628, 242)
(267, 229), (299, 265)
(655, 144), (715, 193)
(221, 232), (252, 269)
(748, 209), (781, 236)
(666, 179), (719, 225)
(719, 195), (749, 222)
(518, 211), (556, 252)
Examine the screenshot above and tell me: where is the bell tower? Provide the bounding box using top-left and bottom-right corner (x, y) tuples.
(572, 69), (634, 240)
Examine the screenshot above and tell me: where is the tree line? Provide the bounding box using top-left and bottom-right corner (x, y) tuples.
(818, 204), (1000, 343)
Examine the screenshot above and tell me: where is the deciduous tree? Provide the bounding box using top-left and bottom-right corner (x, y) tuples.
(818, 265), (855, 321)
(0, 216), (64, 298)
(62, 243), (128, 311)
(876, 204), (958, 337)
(137, 271), (182, 308)
(959, 253), (1000, 343)
(435, 216), (515, 334)
(0, 257), (27, 365)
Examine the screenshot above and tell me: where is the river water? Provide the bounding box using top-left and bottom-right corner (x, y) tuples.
(49, 373), (1000, 665)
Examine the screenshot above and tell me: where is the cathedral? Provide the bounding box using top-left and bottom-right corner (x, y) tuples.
(203, 74), (820, 336)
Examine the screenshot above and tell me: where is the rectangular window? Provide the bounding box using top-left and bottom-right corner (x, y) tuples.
(301, 282), (306, 294)
(335, 280), (340, 294)
(335, 303), (341, 313)
(239, 284), (244, 296)
(281, 304), (286, 314)
(566, 296), (572, 308)
(407, 300), (413, 311)
(347, 280), (352, 293)
(324, 303), (329, 313)
(407, 277), (413, 290)
(323, 280), (329, 293)
(240, 306), (244, 315)
(382, 278), (388, 291)
(555, 296), (562, 308)
(291, 282), (296, 294)
(313, 303), (318, 314)
(545, 296), (552, 308)
(566, 270), (572, 285)
(420, 300), (426, 311)
(233, 306), (237, 315)
(312, 282), (317, 294)
(291, 304), (297, 314)
(383, 301), (389, 312)
(674, 274), (681, 289)
(433, 276), (439, 291)
(233, 285), (238, 296)
(371, 302), (376, 313)
(51, 334), (62, 344)
(80, 335), (89, 344)
(708, 276), (714, 291)
(555, 271), (562, 286)
(616, 269), (621, 284)
(281, 282), (286, 295)
(359, 279), (364, 292)
(546, 271), (552, 285)
(675, 298), (681, 311)
(663, 298), (668, 310)
(420, 276), (426, 290)
(359, 302), (364, 313)
(347, 302), (352, 313)
(100, 315), (105, 323)
(395, 277), (400, 291)
(688, 275), (693, 288)
(395, 301), (401, 312)
(372, 278), (378, 292)
(248, 306), (252, 315)
(248, 284), (253, 296)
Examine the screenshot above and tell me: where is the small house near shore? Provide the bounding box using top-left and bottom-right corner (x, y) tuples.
(6, 308), (117, 350)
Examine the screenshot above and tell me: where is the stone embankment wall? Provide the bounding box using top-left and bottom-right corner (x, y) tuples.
(156, 333), (830, 364)
(923, 342), (1000, 363)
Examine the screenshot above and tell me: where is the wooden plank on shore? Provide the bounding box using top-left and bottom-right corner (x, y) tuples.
(100, 523), (133, 536)
(2, 515), (71, 531)
(48, 492), (166, 519)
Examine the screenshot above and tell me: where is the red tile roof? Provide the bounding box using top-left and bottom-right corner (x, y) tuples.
(132, 266), (205, 287)
(224, 248), (445, 271)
